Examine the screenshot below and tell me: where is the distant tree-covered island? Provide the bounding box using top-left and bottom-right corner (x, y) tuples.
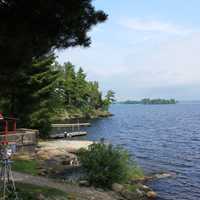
(119, 98), (178, 105)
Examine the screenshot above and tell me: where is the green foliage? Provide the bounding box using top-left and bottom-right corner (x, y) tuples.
(12, 159), (39, 176)
(102, 90), (115, 111)
(0, 55), (114, 136)
(28, 56), (61, 136)
(0, 0), (108, 136)
(74, 67), (88, 108)
(77, 143), (142, 188)
(120, 98), (177, 105)
(0, 54), (60, 137)
(0, 0), (107, 74)
(15, 183), (68, 200)
(141, 98), (177, 104)
(53, 62), (114, 119)
(63, 62), (77, 107)
(87, 81), (103, 109)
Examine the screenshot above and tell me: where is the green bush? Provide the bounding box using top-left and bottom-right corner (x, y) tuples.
(77, 143), (143, 188)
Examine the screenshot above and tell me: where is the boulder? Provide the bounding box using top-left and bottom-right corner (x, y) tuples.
(38, 169), (48, 176)
(136, 188), (145, 196)
(79, 180), (90, 187)
(146, 191), (157, 199)
(112, 183), (124, 193)
(121, 189), (141, 200)
(137, 184), (152, 192)
(154, 172), (175, 179)
(96, 188), (105, 192)
(36, 194), (45, 200)
(62, 159), (71, 165)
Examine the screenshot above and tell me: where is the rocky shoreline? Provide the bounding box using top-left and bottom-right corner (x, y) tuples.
(13, 139), (176, 200)
(53, 109), (113, 124)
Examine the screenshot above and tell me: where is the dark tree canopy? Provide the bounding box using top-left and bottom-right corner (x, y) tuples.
(0, 0), (107, 71)
(0, 1), (109, 134)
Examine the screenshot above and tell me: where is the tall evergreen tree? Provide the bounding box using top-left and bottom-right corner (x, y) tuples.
(0, 1), (107, 129)
(63, 62), (76, 107)
(102, 90), (115, 111)
(0, 54), (60, 136)
(75, 67), (88, 108)
(87, 81), (102, 109)
(0, 0), (107, 72)
(27, 55), (60, 136)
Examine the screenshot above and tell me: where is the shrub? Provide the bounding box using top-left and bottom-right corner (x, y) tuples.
(77, 143), (143, 188)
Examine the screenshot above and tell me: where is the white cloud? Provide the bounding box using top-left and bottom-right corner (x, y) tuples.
(119, 18), (193, 35)
(122, 32), (200, 88)
(57, 22), (200, 100)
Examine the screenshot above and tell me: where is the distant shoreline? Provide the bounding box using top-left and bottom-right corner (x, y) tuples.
(118, 98), (178, 105)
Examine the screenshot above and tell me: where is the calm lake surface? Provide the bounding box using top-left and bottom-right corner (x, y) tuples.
(84, 103), (200, 200)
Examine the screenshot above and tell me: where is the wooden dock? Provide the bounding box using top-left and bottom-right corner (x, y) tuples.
(49, 131), (87, 139)
(51, 123), (90, 128)
(51, 122), (90, 139)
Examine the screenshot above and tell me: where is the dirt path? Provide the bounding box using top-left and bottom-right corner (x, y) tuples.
(13, 171), (121, 200)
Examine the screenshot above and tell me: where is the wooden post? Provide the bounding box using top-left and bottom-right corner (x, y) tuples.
(13, 119), (16, 134)
(4, 120), (8, 145)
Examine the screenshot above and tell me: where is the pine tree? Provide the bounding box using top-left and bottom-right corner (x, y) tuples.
(2, 54), (60, 136)
(75, 67), (88, 108)
(102, 90), (115, 111)
(27, 55), (60, 136)
(63, 62), (76, 107)
(87, 81), (102, 109)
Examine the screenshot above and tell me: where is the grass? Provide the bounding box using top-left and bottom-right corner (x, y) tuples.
(15, 183), (68, 200)
(128, 164), (144, 179)
(12, 159), (39, 176)
(124, 184), (139, 192)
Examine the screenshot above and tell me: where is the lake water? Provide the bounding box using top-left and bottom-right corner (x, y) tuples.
(84, 103), (200, 200)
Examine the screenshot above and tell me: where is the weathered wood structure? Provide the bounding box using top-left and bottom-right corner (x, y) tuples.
(0, 113), (38, 150)
(0, 129), (38, 152)
(51, 123), (90, 128)
(51, 122), (90, 139)
(49, 131), (87, 139)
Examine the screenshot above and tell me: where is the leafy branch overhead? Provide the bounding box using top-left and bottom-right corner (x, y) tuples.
(0, 1), (110, 136)
(0, 0), (107, 70)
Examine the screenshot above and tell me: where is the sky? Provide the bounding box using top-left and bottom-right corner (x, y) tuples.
(58, 0), (200, 101)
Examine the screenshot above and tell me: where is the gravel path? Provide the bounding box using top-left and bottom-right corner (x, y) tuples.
(13, 171), (121, 200)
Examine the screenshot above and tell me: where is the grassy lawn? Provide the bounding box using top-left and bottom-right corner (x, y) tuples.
(15, 183), (68, 200)
(12, 159), (39, 176)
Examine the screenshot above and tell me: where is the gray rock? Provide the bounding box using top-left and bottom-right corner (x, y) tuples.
(138, 183), (152, 192)
(79, 180), (90, 187)
(146, 191), (157, 199)
(96, 188), (105, 192)
(154, 172), (174, 179)
(136, 188), (145, 197)
(38, 169), (47, 176)
(62, 159), (71, 165)
(121, 189), (140, 200)
(112, 183), (124, 193)
(36, 194), (45, 200)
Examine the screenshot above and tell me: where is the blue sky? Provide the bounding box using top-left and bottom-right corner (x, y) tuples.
(58, 0), (200, 100)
